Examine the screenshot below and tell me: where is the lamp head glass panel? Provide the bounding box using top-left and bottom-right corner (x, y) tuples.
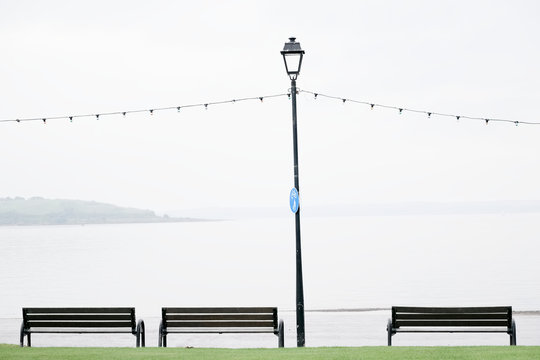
(281, 37), (305, 80)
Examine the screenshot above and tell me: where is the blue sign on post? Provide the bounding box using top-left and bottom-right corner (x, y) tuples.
(290, 188), (299, 213)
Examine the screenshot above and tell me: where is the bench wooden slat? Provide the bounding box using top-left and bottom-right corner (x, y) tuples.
(394, 329), (510, 333)
(27, 321), (133, 328)
(24, 308), (134, 314)
(396, 313), (510, 320)
(167, 328), (275, 334)
(27, 314), (133, 321)
(165, 314), (274, 321)
(27, 330), (135, 334)
(165, 321), (275, 328)
(396, 320), (510, 327)
(163, 307), (275, 314)
(393, 306), (511, 314)
(167, 329), (276, 334)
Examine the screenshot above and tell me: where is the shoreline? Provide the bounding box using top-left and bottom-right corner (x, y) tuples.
(0, 218), (222, 227)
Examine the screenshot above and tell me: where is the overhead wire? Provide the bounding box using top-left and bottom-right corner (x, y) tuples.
(0, 93), (288, 124)
(301, 89), (540, 126)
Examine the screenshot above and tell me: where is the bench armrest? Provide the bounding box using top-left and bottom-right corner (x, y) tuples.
(136, 319), (145, 347)
(387, 318), (394, 346)
(278, 319), (284, 347)
(20, 320), (26, 347)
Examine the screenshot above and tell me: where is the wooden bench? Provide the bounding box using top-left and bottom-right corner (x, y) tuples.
(387, 306), (516, 346)
(20, 307), (145, 347)
(158, 307), (284, 347)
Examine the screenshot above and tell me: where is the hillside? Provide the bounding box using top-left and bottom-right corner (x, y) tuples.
(0, 197), (196, 225)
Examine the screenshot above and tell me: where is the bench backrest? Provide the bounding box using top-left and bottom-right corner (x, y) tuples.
(22, 307), (136, 332)
(391, 306), (512, 329)
(162, 307), (279, 333)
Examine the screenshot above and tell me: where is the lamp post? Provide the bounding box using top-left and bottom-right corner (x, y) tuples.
(281, 37), (306, 347)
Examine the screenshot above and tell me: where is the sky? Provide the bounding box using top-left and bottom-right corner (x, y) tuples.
(1, 0), (540, 214)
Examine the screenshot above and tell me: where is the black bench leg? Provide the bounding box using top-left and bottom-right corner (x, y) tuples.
(136, 319), (145, 347)
(278, 320), (285, 348)
(510, 319), (517, 346)
(387, 319), (393, 346)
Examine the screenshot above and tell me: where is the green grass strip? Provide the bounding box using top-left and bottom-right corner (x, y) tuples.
(2, 344), (540, 360)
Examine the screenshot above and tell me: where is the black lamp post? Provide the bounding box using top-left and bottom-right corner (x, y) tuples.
(281, 37), (306, 348)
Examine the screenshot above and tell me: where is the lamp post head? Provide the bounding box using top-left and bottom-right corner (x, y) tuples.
(281, 37), (305, 80)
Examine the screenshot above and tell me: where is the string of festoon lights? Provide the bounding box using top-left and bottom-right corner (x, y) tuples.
(300, 89), (540, 126)
(0, 93), (288, 124)
(1, 89), (538, 126)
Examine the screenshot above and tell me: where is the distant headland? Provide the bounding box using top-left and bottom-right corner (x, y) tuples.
(0, 197), (203, 226)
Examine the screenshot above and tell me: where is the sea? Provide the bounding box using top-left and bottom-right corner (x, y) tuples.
(1, 214), (539, 347)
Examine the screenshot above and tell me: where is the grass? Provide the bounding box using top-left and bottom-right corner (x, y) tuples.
(2, 344), (540, 360)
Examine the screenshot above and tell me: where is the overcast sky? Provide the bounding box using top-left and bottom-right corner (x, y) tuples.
(1, 0), (539, 213)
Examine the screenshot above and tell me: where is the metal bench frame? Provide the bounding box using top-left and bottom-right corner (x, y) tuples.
(158, 307), (284, 347)
(387, 306), (516, 346)
(20, 307), (145, 347)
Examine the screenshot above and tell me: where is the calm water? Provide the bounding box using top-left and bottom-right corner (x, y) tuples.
(1, 214), (539, 346)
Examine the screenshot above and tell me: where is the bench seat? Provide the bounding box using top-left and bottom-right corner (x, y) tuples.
(20, 307), (145, 347)
(387, 306), (516, 346)
(158, 307), (284, 347)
